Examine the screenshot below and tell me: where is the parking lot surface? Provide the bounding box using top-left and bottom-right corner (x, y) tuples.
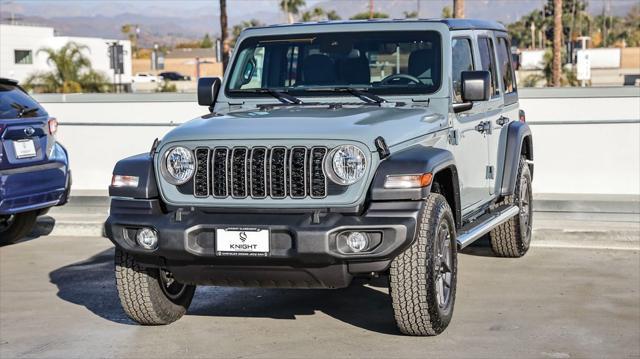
(1, 235), (639, 359)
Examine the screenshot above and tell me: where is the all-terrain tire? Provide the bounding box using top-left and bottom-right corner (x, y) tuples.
(115, 248), (196, 325)
(0, 211), (38, 245)
(389, 193), (457, 336)
(489, 156), (533, 257)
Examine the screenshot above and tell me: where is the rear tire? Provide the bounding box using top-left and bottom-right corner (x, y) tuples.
(0, 211), (38, 245)
(489, 156), (533, 257)
(389, 193), (457, 336)
(115, 248), (196, 325)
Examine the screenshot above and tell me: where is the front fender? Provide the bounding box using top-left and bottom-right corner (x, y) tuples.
(500, 121), (533, 196)
(369, 146), (455, 201)
(109, 153), (158, 199)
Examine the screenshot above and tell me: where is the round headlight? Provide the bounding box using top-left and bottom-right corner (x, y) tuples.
(162, 146), (195, 185)
(327, 145), (367, 185)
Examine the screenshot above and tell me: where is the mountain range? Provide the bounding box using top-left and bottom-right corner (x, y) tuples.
(0, 0), (636, 46)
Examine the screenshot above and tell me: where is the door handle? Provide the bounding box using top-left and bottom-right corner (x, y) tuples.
(496, 116), (510, 126)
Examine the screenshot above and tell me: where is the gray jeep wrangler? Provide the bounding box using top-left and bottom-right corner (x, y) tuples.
(106, 19), (533, 336)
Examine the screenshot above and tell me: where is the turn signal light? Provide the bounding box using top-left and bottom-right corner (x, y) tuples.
(111, 175), (139, 188)
(48, 117), (58, 135)
(384, 173), (433, 189)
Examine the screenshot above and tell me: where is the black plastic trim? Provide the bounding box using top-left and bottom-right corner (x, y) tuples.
(109, 153), (159, 199)
(369, 146), (456, 201)
(499, 121), (533, 196)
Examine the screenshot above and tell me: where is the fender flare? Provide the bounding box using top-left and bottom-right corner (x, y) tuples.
(500, 121), (533, 196)
(109, 153), (158, 199)
(369, 146), (457, 201)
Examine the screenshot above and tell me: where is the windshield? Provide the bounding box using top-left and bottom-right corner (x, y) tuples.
(226, 31), (442, 97)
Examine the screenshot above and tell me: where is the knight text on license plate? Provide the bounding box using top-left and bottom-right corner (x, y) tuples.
(14, 139), (37, 159)
(216, 228), (269, 257)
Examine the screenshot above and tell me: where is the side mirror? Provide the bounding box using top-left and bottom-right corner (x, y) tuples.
(461, 70), (491, 102)
(197, 77), (222, 107)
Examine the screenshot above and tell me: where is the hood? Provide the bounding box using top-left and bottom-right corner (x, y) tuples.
(162, 105), (446, 151)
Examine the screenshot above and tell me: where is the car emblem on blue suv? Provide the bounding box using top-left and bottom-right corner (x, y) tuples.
(24, 127), (35, 136)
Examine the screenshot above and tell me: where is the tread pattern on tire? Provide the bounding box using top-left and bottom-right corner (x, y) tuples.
(489, 156), (532, 258)
(115, 248), (195, 325)
(389, 193), (457, 336)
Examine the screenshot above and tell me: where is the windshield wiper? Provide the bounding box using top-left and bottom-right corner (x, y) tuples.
(337, 87), (387, 104)
(10, 103), (40, 117)
(231, 88), (303, 105)
(303, 87), (388, 105)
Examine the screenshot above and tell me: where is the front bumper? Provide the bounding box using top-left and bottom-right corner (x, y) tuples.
(105, 198), (421, 288)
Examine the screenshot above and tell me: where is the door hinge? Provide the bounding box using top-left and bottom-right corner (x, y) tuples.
(448, 129), (460, 145)
(486, 165), (495, 179)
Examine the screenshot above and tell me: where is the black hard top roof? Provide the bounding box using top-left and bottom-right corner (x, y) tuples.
(249, 18), (507, 32)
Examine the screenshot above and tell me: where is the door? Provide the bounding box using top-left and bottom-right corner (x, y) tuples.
(489, 34), (520, 195)
(475, 32), (505, 196)
(449, 33), (492, 212)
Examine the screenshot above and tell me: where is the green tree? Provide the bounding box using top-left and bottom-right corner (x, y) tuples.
(326, 10), (341, 20)
(230, 19), (264, 48)
(301, 7), (341, 21)
(280, 0), (306, 23)
(404, 11), (419, 19)
(23, 42), (109, 93)
(201, 33), (213, 48)
(441, 6), (453, 18)
(350, 11), (389, 20)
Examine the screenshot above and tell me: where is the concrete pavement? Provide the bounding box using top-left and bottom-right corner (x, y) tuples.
(1, 234), (639, 359)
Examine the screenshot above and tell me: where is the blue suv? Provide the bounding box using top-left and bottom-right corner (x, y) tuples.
(0, 78), (71, 244)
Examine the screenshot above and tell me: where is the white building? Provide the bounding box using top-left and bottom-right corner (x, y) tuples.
(0, 24), (132, 85)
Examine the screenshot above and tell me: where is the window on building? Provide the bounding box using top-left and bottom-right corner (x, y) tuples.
(477, 37), (499, 97)
(451, 38), (474, 103)
(496, 37), (516, 94)
(14, 50), (33, 65)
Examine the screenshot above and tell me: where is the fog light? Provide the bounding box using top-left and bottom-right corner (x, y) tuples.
(346, 232), (369, 253)
(136, 228), (158, 250)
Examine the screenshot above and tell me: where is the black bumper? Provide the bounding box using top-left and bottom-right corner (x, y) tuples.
(105, 198), (420, 288)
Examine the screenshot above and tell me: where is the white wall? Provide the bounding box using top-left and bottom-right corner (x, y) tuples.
(34, 89), (640, 196)
(0, 24), (131, 84)
(523, 96), (640, 195)
(577, 48), (621, 69)
(0, 24), (55, 82)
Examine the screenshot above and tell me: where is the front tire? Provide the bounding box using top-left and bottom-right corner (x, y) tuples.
(115, 248), (196, 325)
(389, 193), (458, 336)
(489, 156), (533, 257)
(0, 211), (38, 245)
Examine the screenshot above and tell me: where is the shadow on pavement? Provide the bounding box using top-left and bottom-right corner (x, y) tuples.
(48, 248), (400, 334)
(190, 281), (399, 335)
(49, 247), (133, 324)
(1, 215), (57, 247)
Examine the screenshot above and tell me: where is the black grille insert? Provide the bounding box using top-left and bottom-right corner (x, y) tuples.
(191, 146), (328, 199)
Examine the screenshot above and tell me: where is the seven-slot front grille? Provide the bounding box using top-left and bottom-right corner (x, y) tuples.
(193, 146), (328, 199)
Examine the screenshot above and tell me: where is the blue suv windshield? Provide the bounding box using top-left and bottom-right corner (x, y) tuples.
(226, 31), (442, 97)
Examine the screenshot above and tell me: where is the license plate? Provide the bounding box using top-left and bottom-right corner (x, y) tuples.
(13, 139), (37, 159)
(216, 228), (269, 257)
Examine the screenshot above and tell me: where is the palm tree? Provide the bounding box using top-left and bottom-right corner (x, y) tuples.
(219, 0), (229, 71)
(280, 0), (306, 23)
(23, 42), (109, 93)
(552, 0), (562, 87)
(453, 0), (464, 18)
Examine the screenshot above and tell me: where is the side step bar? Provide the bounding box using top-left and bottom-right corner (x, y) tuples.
(456, 205), (520, 249)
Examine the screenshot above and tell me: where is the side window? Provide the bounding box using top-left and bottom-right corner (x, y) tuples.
(496, 37), (516, 94)
(451, 38), (474, 103)
(477, 37), (499, 97)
